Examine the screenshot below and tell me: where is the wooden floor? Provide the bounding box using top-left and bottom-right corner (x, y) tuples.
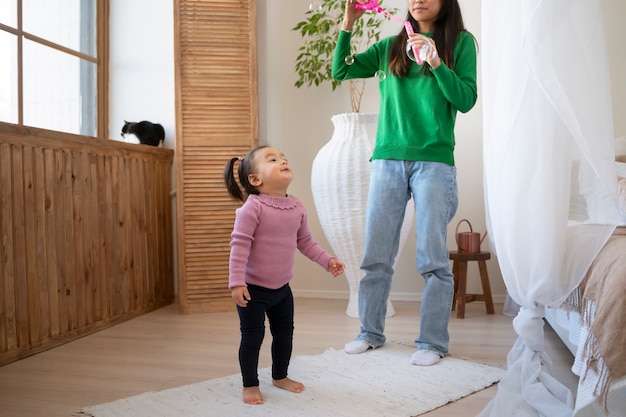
(0, 298), (578, 417)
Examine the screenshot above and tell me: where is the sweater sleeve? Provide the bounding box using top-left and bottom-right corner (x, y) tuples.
(431, 32), (478, 113)
(296, 203), (333, 271)
(228, 201), (259, 289)
(332, 30), (382, 81)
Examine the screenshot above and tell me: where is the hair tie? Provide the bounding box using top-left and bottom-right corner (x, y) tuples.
(237, 157), (243, 161)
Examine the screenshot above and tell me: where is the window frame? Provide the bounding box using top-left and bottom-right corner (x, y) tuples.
(0, 0), (109, 138)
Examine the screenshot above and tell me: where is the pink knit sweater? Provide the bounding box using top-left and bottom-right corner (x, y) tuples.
(228, 193), (333, 289)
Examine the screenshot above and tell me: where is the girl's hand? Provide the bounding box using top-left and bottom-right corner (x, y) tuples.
(342, 0), (367, 31)
(407, 34), (442, 68)
(231, 286), (251, 307)
(327, 258), (345, 277)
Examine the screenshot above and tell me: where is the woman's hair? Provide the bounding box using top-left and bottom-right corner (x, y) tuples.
(223, 145), (269, 202)
(388, 0), (466, 78)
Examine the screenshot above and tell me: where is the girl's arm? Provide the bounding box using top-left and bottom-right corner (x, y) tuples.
(228, 202), (259, 289)
(296, 205), (334, 270)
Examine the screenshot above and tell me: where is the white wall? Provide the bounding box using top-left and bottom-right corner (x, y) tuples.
(108, 0), (176, 145)
(109, 0), (626, 306)
(605, 1), (626, 137)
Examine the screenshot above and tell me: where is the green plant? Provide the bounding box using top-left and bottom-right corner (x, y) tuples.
(292, 0), (397, 113)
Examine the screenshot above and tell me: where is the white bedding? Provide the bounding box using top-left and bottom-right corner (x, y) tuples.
(548, 304), (626, 417)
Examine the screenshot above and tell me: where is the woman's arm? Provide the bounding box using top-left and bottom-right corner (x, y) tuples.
(331, 1), (380, 82)
(431, 32), (478, 113)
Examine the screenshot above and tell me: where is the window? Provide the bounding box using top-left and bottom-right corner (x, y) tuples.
(0, 0), (108, 137)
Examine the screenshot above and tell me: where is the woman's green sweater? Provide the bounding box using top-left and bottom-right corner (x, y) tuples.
(332, 30), (477, 166)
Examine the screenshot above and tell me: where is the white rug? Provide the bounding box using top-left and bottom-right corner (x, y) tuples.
(75, 343), (504, 417)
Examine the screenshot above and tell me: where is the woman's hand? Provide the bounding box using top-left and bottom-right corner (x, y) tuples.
(342, 0), (367, 32)
(407, 33), (442, 68)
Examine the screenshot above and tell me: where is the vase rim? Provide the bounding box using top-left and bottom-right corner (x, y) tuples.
(331, 112), (378, 122)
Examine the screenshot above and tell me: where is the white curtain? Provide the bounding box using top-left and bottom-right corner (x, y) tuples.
(480, 1), (619, 416)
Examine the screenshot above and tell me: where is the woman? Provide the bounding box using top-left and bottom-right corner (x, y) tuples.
(333, 0), (477, 366)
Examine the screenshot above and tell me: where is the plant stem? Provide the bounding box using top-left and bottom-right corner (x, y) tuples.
(349, 80), (365, 113)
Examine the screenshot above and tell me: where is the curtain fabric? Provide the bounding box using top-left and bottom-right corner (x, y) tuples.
(480, 0), (619, 416)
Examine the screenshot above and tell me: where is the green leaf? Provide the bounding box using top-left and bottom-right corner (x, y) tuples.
(292, 0), (394, 112)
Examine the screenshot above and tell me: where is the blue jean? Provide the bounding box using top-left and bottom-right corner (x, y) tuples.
(356, 159), (458, 357)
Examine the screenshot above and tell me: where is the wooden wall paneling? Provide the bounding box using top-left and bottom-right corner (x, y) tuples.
(174, 0), (258, 314)
(0, 123), (175, 366)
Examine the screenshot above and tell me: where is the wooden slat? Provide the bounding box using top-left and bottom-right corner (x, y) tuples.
(11, 145), (29, 349)
(82, 152), (97, 327)
(33, 147), (49, 344)
(94, 154), (107, 323)
(67, 152), (79, 331)
(73, 152), (87, 329)
(118, 157), (131, 314)
(43, 149), (60, 338)
(102, 155), (116, 318)
(175, 0), (258, 314)
(0, 143), (16, 353)
(53, 150), (69, 336)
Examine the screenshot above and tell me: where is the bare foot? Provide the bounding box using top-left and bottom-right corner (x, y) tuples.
(242, 386), (264, 405)
(272, 377), (305, 393)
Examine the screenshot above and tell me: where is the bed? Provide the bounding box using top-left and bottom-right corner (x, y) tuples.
(545, 142), (626, 417)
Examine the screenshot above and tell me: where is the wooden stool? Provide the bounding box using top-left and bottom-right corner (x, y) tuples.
(449, 251), (495, 319)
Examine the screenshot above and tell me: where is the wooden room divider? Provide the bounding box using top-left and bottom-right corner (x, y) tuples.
(174, 0), (258, 313)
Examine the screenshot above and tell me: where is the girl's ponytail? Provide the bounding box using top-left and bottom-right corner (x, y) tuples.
(223, 157), (245, 202)
(223, 146), (266, 202)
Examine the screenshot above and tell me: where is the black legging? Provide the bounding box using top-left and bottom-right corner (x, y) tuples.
(237, 283), (294, 387)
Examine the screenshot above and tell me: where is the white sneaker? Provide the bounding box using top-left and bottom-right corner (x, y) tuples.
(344, 340), (371, 354)
(410, 349), (441, 366)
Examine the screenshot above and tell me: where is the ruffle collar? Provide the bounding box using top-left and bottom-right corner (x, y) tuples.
(250, 193), (298, 210)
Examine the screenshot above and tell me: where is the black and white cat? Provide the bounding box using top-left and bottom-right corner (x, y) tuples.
(121, 120), (165, 147)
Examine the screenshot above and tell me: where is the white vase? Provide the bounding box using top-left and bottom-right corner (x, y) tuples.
(311, 113), (414, 318)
